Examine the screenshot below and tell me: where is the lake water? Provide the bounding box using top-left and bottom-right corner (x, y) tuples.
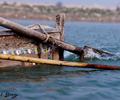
(0, 19), (120, 100)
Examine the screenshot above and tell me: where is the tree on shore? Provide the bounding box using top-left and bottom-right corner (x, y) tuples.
(56, 2), (63, 8)
(2, 1), (9, 5)
(116, 6), (120, 12)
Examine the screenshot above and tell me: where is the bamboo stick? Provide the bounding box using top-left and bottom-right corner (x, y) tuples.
(0, 54), (119, 70)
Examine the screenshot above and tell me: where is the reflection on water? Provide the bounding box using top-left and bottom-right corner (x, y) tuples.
(0, 64), (99, 82)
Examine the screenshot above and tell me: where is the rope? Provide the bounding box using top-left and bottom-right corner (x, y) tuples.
(37, 24), (50, 43)
(44, 34), (50, 43)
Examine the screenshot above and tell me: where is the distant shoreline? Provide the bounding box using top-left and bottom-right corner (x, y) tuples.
(1, 3), (120, 23)
(2, 15), (120, 23)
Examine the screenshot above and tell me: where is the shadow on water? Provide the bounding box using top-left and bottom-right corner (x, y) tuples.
(0, 64), (101, 82)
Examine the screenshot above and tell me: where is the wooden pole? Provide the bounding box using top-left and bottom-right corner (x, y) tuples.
(56, 13), (65, 41)
(56, 14), (65, 60)
(0, 17), (83, 57)
(0, 54), (119, 70)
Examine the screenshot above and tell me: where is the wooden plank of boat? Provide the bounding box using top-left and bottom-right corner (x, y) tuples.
(0, 54), (119, 70)
(0, 24), (60, 36)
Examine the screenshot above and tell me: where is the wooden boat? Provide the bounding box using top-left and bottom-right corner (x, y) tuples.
(0, 14), (64, 67)
(0, 14), (119, 70)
